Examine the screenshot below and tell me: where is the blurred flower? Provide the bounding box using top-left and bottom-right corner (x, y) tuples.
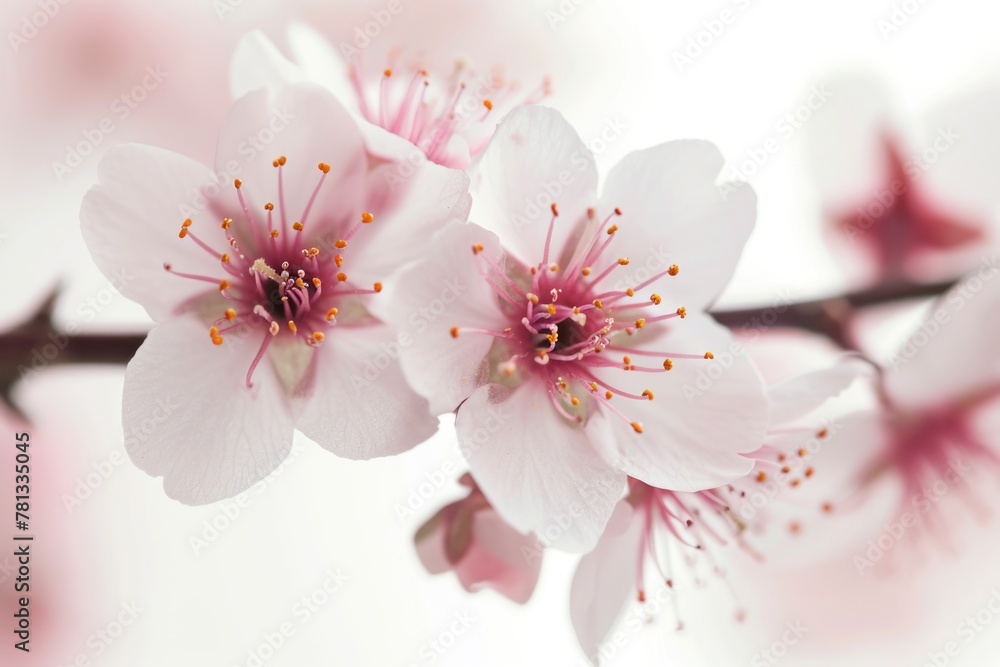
(569, 355), (868, 659)
(79, 83), (469, 504)
(385, 104), (768, 551)
(805, 74), (1000, 286)
(231, 26), (547, 169)
(848, 267), (1000, 556)
(414, 473), (542, 604)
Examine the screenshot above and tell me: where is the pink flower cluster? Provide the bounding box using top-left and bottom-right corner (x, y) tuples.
(76, 22), (1000, 663)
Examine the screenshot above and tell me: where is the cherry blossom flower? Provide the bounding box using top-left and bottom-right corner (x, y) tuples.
(568, 355), (869, 660)
(414, 473), (542, 604)
(805, 74), (1000, 286)
(230, 26), (549, 170)
(80, 82), (470, 504)
(384, 104), (769, 551)
(845, 266), (1000, 561)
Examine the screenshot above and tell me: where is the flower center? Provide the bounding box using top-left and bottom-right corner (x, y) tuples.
(349, 56), (549, 166)
(165, 157), (382, 388)
(453, 204), (713, 433)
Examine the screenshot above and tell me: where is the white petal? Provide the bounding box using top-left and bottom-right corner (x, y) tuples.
(455, 382), (625, 552)
(599, 140), (757, 310)
(123, 315), (294, 504)
(382, 222), (509, 415)
(804, 73), (898, 205)
(570, 502), (643, 661)
(214, 84), (366, 242)
(589, 315), (767, 491)
(81, 144), (223, 322)
(885, 270), (1000, 408)
(294, 325), (438, 459)
(471, 105), (598, 266)
(348, 160), (472, 283)
(229, 31), (305, 99)
(768, 354), (874, 425)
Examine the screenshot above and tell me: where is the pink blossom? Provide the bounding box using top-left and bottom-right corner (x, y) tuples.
(568, 354), (868, 659)
(80, 83), (470, 504)
(230, 26), (548, 170)
(805, 74), (1000, 285)
(414, 473), (542, 604)
(847, 270), (1000, 553)
(385, 105), (769, 551)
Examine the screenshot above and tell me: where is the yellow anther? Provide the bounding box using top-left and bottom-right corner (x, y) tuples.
(625, 288), (634, 297)
(270, 230), (279, 238)
(472, 243), (484, 254)
(234, 179), (242, 189)
(631, 422), (643, 434)
(292, 221), (303, 231)
(704, 351), (715, 359)
(642, 389), (654, 400)
(606, 224), (618, 235)
(326, 308), (339, 321)
(224, 309), (237, 320)
(317, 162), (331, 174)
(374, 282), (383, 293)
(650, 293), (661, 305)
(581, 267), (592, 276)
(668, 264), (679, 276)
(287, 320), (298, 334)
(635, 318), (645, 329)
(219, 280), (230, 292)
(663, 358), (674, 370)
(676, 307), (687, 318)
(617, 257), (630, 265)
(361, 211), (374, 223)
(337, 272), (347, 282)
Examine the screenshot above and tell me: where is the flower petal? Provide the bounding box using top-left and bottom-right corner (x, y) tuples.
(598, 140), (757, 310)
(214, 83), (367, 242)
(294, 325), (438, 459)
(348, 160), (472, 284)
(471, 105), (598, 266)
(382, 222), (509, 415)
(885, 271), (1000, 409)
(122, 315), (294, 504)
(229, 30), (305, 99)
(81, 144), (223, 322)
(570, 502), (642, 661)
(453, 509), (543, 604)
(455, 382), (625, 553)
(768, 354), (873, 425)
(589, 315), (767, 491)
